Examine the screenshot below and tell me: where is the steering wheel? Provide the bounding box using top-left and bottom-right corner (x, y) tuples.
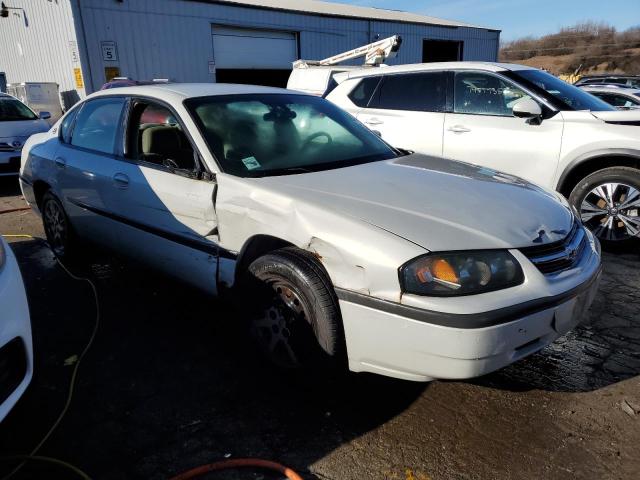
(163, 158), (180, 169)
(301, 132), (332, 150)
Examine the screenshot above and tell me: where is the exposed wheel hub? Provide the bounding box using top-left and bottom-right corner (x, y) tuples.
(252, 279), (309, 369)
(44, 200), (66, 255)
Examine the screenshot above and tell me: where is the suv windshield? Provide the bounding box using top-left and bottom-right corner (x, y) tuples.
(507, 70), (615, 112)
(0, 97), (38, 122)
(185, 93), (397, 177)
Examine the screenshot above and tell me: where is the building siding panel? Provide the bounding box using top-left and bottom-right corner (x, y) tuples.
(0, 0), (83, 108)
(1, 0), (500, 98)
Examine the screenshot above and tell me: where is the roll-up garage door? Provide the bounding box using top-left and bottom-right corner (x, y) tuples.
(212, 26), (298, 87)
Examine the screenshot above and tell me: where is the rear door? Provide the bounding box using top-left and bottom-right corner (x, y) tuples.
(356, 71), (447, 156)
(101, 98), (219, 294)
(443, 71), (564, 188)
(55, 96), (126, 245)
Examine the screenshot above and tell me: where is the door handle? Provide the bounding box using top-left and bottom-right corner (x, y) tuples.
(364, 118), (384, 126)
(54, 157), (67, 168)
(112, 172), (130, 188)
(447, 125), (471, 134)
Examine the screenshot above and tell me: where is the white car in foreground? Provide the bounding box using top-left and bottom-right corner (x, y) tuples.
(0, 237), (33, 421)
(0, 93), (50, 177)
(20, 84), (601, 382)
(325, 63), (640, 246)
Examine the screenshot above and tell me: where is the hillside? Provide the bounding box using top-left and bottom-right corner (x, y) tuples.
(499, 22), (640, 76)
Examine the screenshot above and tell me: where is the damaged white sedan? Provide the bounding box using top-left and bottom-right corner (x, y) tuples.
(19, 84), (602, 382)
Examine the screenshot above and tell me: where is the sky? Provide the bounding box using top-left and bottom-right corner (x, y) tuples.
(338, 0), (640, 41)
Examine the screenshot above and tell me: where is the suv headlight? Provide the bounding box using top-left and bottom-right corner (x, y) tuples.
(400, 250), (524, 297)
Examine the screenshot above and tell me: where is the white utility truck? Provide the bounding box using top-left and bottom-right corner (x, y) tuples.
(287, 35), (402, 96)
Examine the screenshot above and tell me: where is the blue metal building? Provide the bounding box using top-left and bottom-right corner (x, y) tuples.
(0, 0), (500, 106)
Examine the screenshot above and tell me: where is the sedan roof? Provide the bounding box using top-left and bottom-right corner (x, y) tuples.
(90, 83), (294, 103)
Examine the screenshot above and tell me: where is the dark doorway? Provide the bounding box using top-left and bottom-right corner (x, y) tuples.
(215, 69), (291, 88)
(422, 40), (464, 62)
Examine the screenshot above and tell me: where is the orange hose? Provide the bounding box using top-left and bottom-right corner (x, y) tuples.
(169, 458), (305, 480)
(0, 207), (31, 215)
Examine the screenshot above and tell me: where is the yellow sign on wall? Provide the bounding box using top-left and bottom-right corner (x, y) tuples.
(73, 68), (84, 89)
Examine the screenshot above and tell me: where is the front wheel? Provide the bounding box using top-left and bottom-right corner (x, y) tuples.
(569, 167), (640, 248)
(246, 247), (346, 373)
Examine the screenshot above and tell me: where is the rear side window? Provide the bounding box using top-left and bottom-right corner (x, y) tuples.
(348, 77), (381, 107)
(71, 97), (125, 154)
(59, 108), (79, 144)
(371, 72), (447, 112)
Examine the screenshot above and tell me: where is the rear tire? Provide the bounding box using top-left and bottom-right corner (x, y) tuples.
(569, 167), (640, 249)
(41, 191), (83, 262)
(246, 247), (346, 374)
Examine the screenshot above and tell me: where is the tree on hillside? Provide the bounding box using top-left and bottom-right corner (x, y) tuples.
(500, 22), (640, 74)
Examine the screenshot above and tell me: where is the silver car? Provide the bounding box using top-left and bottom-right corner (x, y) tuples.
(0, 93), (50, 177)
(580, 85), (640, 110)
(19, 84), (601, 382)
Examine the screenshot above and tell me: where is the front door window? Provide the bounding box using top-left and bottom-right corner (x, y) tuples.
(454, 72), (532, 116)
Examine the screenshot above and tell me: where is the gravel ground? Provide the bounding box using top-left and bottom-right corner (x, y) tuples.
(0, 177), (639, 480)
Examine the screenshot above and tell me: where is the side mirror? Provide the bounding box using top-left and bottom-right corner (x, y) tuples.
(512, 99), (542, 119)
(39, 111), (51, 120)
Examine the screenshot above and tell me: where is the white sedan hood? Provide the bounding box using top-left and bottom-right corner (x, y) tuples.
(260, 155), (574, 252)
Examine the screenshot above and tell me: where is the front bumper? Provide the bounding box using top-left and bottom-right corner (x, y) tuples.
(0, 151), (21, 177)
(338, 263), (602, 382)
(0, 240), (33, 422)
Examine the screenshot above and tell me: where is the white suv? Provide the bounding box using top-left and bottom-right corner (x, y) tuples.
(326, 62), (640, 246)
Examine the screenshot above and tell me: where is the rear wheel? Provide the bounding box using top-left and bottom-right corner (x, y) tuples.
(569, 167), (640, 248)
(246, 247), (346, 373)
(42, 191), (81, 261)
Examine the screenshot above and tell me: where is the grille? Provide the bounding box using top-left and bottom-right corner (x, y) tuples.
(0, 142), (20, 152)
(520, 221), (587, 275)
(0, 338), (28, 406)
(0, 157), (21, 174)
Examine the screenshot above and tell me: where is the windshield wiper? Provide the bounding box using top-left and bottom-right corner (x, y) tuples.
(261, 166), (314, 176)
(280, 167), (313, 173)
(395, 148), (413, 157)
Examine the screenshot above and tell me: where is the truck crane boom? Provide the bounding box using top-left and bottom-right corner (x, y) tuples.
(293, 35), (402, 69)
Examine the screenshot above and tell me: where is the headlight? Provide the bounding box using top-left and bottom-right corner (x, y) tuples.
(400, 250), (524, 297)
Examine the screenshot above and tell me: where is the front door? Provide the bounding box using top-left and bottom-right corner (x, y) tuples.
(102, 99), (219, 294)
(443, 71), (564, 188)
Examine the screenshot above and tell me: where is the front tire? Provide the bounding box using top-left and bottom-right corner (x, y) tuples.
(569, 167), (640, 248)
(246, 247), (346, 373)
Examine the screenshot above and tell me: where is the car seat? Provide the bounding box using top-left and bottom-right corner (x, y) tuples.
(141, 125), (194, 170)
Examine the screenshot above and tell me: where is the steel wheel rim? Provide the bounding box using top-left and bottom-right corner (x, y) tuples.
(580, 182), (640, 242)
(44, 200), (66, 256)
(252, 277), (311, 369)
